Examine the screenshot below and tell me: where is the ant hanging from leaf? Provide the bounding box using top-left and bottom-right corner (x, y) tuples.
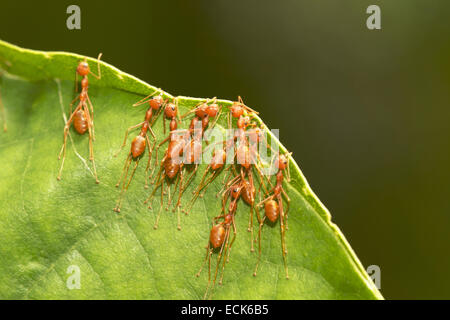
(113, 90), (167, 213)
(196, 179), (244, 299)
(254, 152), (292, 279)
(145, 98), (190, 230)
(57, 54), (102, 183)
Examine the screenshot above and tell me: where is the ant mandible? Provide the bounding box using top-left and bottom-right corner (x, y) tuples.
(57, 54), (102, 183)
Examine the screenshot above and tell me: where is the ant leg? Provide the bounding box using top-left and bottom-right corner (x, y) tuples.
(132, 89), (162, 107)
(57, 105), (80, 180)
(86, 94), (96, 140)
(199, 169), (219, 198)
(144, 134), (157, 188)
(253, 216), (266, 277)
(115, 153), (132, 188)
(176, 164), (197, 211)
(281, 187), (291, 230)
(203, 246), (214, 300)
(208, 107), (223, 131)
(173, 166), (186, 213)
(278, 195), (289, 279)
(89, 53), (103, 80)
(176, 206), (182, 231)
(68, 94), (80, 115)
(166, 180), (174, 211)
(196, 242), (212, 277)
(212, 228), (230, 290)
(113, 156), (136, 213)
(192, 166), (210, 195)
(153, 175), (166, 229)
(114, 123), (145, 157)
(181, 100), (204, 119)
(145, 157), (165, 206)
(216, 228), (232, 286)
(256, 193), (275, 208)
(85, 105), (100, 183)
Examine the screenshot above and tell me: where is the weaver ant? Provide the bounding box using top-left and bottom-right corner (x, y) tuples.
(254, 152), (292, 279)
(145, 98), (193, 230)
(113, 90), (166, 213)
(196, 180), (244, 299)
(57, 54), (102, 183)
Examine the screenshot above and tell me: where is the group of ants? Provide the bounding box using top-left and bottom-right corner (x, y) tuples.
(0, 55), (293, 299)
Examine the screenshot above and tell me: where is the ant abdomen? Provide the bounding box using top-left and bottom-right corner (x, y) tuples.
(131, 135), (146, 158)
(73, 109), (88, 134)
(164, 158), (180, 179)
(265, 199), (279, 223)
(210, 224), (226, 249)
(241, 182), (255, 206)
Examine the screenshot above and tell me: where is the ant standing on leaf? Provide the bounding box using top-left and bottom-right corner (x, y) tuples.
(57, 54), (102, 183)
(254, 152), (292, 279)
(113, 90), (167, 213)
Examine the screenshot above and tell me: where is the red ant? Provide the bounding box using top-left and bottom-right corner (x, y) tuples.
(57, 54), (102, 183)
(181, 97), (222, 135)
(196, 180), (243, 299)
(254, 153), (292, 279)
(144, 98), (192, 230)
(113, 90), (166, 213)
(183, 141), (229, 214)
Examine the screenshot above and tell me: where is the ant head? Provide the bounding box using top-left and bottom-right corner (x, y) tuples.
(278, 154), (289, 170)
(195, 103), (208, 119)
(77, 60), (90, 76)
(231, 184), (242, 199)
(149, 95), (164, 110)
(206, 103), (219, 118)
(165, 102), (177, 118)
(231, 102), (244, 118)
(237, 115), (250, 129)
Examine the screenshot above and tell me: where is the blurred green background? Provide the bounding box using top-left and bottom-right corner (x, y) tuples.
(1, 0), (449, 299)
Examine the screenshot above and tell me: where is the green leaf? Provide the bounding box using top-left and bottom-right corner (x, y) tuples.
(0, 39), (382, 300)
